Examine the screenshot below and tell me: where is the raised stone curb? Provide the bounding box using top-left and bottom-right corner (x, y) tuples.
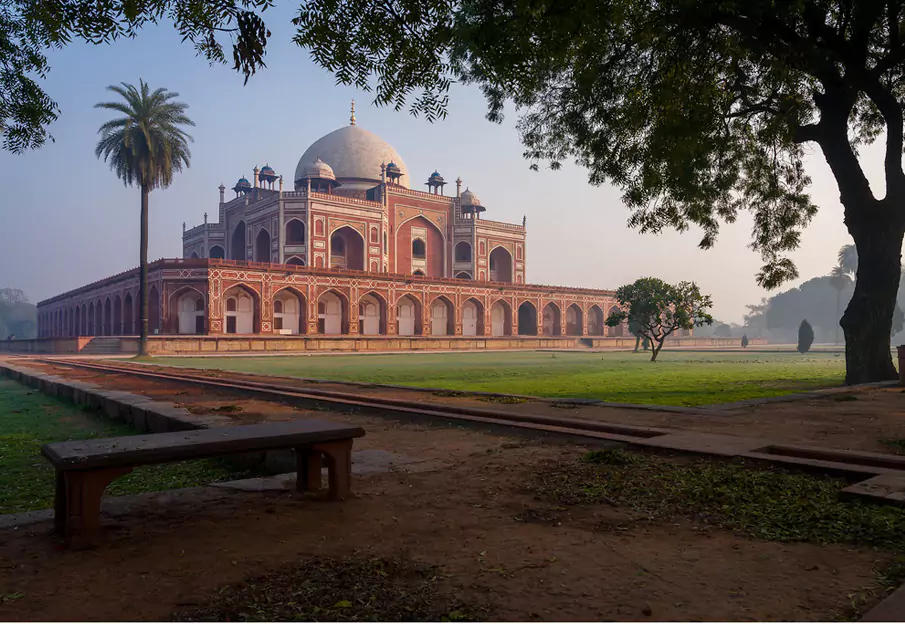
(0, 360), (201, 435)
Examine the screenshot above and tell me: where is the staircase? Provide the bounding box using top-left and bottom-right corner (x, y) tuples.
(78, 337), (136, 356)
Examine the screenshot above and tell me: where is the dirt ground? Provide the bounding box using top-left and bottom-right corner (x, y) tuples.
(0, 408), (893, 622)
(0, 357), (900, 621)
(28, 358), (905, 454)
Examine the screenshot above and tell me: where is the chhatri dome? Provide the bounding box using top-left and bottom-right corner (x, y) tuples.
(294, 100), (409, 192)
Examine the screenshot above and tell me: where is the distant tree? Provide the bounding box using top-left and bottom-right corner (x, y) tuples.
(0, 288), (28, 306)
(743, 298), (770, 338)
(0, 289), (37, 339)
(798, 320), (814, 354)
(741, 334), (749, 349)
(94, 81), (194, 356)
(606, 277), (714, 362)
(829, 265), (854, 345)
(642, 336), (650, 351)
(837, 245), (858, 278)
(713, 323), (732, 338)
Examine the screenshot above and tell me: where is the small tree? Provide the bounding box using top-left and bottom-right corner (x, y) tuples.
(741, 334), (749, 349)
(713, 323), (733, 338)
(798, 320), (815, 354)
(606, 278), (714, 362)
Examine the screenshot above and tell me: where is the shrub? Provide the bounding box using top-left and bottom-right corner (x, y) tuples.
(798, 319), (814, 354)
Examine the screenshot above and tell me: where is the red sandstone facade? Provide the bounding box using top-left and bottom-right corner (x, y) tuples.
(36, 111), (644, 344)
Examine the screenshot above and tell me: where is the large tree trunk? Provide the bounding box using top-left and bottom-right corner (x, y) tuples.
(138, 185), (150, 357)
(840, 222), (903, 384)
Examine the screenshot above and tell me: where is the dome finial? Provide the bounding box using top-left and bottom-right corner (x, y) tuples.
(350, 99), (356, 126)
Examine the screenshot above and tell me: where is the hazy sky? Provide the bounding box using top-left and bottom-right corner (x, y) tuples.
(0, 4), (884, 323)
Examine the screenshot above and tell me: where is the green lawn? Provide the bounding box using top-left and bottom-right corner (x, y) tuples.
(0, 378), (254, 514)
(149, 350), (847, 406)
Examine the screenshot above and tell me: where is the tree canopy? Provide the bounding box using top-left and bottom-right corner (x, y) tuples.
(606, 277), (714, 361)
(7, 0), (905, 381)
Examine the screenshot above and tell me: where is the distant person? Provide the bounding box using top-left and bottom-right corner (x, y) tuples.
(7, 334), (14, 341)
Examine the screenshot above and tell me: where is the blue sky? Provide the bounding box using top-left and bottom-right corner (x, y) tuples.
(0, 3), (874, 322)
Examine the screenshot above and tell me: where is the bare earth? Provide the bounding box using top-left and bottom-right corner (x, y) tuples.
(0, 358), (899, 621)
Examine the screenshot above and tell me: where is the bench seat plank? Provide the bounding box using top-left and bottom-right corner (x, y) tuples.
(42, 420), (365, 470)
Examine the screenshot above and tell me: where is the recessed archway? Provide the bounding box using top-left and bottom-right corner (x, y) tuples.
(359, 292), (387, 335)
(103, 298), (112, 336)
(113, 295), (122, 335)
(588, 305), (604, 336)
(123, 293), (134, 335)
(74, 306), (81, 337)
(209, 245), (225, 259)
(330, 227), (365, 270)
(489, 246), (513, 283)
(412, 238), (426, 259)
(430, 296), (455, 336)
(286, 219), (306, 245)
(412, 270), (426, 277)
(455, 241), (472, 263)
(607, 306), (624, 337)
(149, 286), (161, 335)
(490, 300), (512, 336)
(455, 272), (472, 279)
(230, 221), (247, 261)
(396, 294), (422, 336)
(223, 285), (259, 334)
(168, 288), (206, 334)
(273, 288), (306, 335)
(566, 304), (583, 336)
(542, 303), (562, 337)
(190, 251), (200, 259)
(517, 301), (538, 336)
(462, 298), (484, 337)
(255, 228), (271, 263)
(286, 256), (306, 266)
(318, 290), (348, 334)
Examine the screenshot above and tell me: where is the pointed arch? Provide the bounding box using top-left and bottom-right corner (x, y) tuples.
(285, 256), (306, 266)
(517, 301), (538, 336)
(230, 220), (247, 261)
(455, 272), (472, 279)
(123, 293), (134, 335)
(74, 305), (81, 337)
(103, 298), (112, 336)
(254, 227), (272, 263)
(330, 226), (365, 270)
(286, 219), (306, 245)
(455, 241), (472, 263)
(588, 305), (604, 336)
(190, 251), (200, 259)
(317, 289), (349, 334)
(87, 301), (96, 335)
(168, 286), (207, 334)
(149, 285), (161, 335)
(395, 293), (423, 336)
(223, 284), (260, 334)
(113, 295), (122, 335)
(358, 291), (387, 336)
(429, 295), (455, 336)
(566, 303), (583, 336)
(272, 286), (306, 335)
(542, 302), (562, 336)
(489, 246), (513, 283)
(607, 305), (624, 337)
(461, 297), (484, 337)
(209, 245), (225, 259)
(490, 299), (512, 336)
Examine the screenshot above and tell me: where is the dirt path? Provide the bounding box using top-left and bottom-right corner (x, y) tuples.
(0, 422), (891, 622)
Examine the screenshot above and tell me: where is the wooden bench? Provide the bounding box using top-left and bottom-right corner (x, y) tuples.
(41, 420), (365, 548)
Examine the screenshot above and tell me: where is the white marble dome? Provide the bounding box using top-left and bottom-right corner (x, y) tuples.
(299, 157), (336, 181)
(295, 125), (409, 192)
(460, 188), (482, 206)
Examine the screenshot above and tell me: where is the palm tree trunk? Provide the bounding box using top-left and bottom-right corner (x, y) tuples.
(138, 184), (150, 357)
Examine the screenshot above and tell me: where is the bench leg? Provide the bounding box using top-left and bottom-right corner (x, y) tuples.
(295, 447), (323, 492)
(312, 440), (353, 500)
(56, 466), (132, 549)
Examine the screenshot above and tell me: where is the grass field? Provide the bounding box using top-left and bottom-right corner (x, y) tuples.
(150, 350), (847, 406)
(0, 378), (254, 514)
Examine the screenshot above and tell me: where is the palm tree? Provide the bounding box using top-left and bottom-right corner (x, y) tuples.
(95, 81), (194, 356)
(837, 244), (858, 277)
(829, 265), (853, 345)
